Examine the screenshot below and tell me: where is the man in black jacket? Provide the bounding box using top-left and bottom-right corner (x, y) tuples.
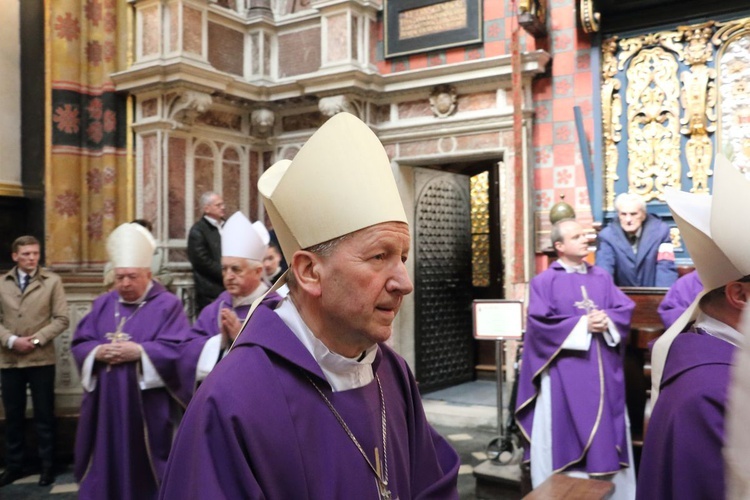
(188, 192), (226, 313)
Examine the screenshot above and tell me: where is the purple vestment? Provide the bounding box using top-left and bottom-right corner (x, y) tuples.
(637, 330), (734, 500)
(159, 295), (460, 499)
(192, 291), (253, 339)
(71, 283), (191, 500)
(657, 270), (703, 329)
(515, 262), (635, 475)
(177, 290), (255, 391)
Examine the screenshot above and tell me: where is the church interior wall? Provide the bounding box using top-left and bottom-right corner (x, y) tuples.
(0, 1), (22, 191)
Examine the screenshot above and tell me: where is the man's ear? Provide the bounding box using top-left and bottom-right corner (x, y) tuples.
(726, 282), (750, 311)
(290, 251), (323, 297)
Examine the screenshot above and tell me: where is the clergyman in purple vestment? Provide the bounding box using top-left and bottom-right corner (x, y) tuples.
(657, 270), (703, 329)
(178, 212), (273, 391)
(516, 219), (635, 497)
(72, 223), (191, 500)
(639, 279), (750, 499)
(160, 113), (459, 499)
(643, 157), (750, 500)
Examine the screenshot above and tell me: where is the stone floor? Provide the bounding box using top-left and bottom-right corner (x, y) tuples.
(1, 380), (522, 499)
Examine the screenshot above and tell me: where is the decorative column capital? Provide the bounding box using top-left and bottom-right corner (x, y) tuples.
(318, 95), (361, 118)
(167, 90), (213, 130)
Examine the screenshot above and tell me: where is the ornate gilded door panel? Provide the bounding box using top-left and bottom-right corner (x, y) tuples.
(414, 169), (473, 391)
(600, 16), (750, 262)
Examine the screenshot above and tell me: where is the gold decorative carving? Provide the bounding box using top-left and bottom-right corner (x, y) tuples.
(714, 18), (750, 174)
(712, 15), (750, 45)
(669, 227), (682, 251)
(519, 0), (547, 38)
(601, 17), (750, 209)
(681, 22), (715, 66)
(679, 22), (716, 194)
(470, 171), (490, 287)
(618, 31), (683, 70)
(578, 0), (600, 34)
(626, 47), (682, 201)
(601, 37), (621, 211)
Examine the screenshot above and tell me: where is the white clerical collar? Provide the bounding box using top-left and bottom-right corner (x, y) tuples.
(118, 281), (154, 305)
(231, 281), (269, 308)
(694, 311), (743, 348)
(204, 215), (223, 231)
(274, 297), (377, 392)
(557, 260), (587, 274)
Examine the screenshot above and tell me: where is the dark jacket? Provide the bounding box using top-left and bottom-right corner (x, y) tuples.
(187, 217), (224, 312)
(596, 213), (678, 287)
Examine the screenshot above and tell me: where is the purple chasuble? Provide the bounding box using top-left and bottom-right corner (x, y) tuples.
(71, 283), (191, 500)
(160, 295), (460, 499)
(515, 262), (635, 475)
(637, 330), (734, 500)
(657, 270), (703, 329)
(176, 290), (272, 393)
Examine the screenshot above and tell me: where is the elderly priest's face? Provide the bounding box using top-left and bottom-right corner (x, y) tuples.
(222, 257), (264, 298)
(314, 221), (413, 357)
(114, 268), (152, 302)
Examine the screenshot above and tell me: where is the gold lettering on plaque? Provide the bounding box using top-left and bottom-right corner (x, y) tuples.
(399, 0), (467, 40)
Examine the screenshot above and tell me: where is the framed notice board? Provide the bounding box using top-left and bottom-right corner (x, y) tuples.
(472, 300), (524, 341)
(384, 0), (483, 58)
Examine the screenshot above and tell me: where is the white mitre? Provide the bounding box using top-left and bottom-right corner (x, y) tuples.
(258, 112), (408, 272)
(228, 112), (408, 335)
(650, 155), (750, 403)
(221, 212), (269, 261)
(106, 222), (156, 269)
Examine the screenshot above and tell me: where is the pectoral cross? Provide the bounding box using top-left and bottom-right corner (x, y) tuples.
(375, 448), (395, 500)
(104, 318), (132, 371)
(106, 315), (132, 344)
(574, 285), (597, 314)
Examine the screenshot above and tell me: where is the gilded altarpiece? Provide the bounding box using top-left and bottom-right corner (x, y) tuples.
(600, 15), (750, 259)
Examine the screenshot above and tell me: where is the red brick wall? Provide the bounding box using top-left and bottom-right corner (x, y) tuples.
(278, 28), (321, 78)
(208, 22), (244, 76)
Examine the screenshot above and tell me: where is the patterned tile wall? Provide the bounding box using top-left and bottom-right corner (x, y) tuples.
(372, 0), (596, 248)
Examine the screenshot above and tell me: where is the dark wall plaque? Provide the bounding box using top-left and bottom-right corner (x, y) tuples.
(384, 0), (483, 59)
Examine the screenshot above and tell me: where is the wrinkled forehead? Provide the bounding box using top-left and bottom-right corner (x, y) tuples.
(617, 201), (645, 214)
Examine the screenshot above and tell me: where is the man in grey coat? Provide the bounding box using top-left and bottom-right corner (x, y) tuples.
(0, 236), (69, 487)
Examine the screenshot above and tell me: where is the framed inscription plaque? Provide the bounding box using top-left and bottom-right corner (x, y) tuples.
(384, 0), (483, 59)
(472, 300), (524, 341)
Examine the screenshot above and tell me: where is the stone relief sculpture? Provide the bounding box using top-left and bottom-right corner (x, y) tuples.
(168, 90), (213, 130)
(251, 108), (275, 137)
(318, 95), (361, 118)
(429, 85), (458, 118)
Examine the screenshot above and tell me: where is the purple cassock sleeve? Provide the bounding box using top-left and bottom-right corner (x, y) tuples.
(515, 264), (634, 474)
(159, 298), (460, 499)
(657, 270), (703, 329)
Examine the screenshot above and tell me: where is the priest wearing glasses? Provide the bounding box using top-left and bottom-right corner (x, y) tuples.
(72, 222), (192, 500)
(180, 211), (276, 390)
(160, 113), (460, 499)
